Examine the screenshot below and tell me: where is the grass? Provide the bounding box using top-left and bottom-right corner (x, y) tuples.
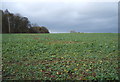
(2, 33), (119, 80)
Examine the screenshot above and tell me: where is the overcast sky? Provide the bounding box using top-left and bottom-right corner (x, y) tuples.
(1, 0), (118, 33)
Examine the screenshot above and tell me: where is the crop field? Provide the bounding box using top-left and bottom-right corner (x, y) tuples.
(2, 33), (119, 80)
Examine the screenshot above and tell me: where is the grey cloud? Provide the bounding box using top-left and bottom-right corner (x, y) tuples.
(2, 2), (118, 33)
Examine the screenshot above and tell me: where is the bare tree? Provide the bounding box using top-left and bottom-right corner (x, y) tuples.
(70, 30), (76, 33)
(5, 9), (11, 33)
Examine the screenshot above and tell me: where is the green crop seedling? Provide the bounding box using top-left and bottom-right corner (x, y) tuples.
(2, 33), (119, 80)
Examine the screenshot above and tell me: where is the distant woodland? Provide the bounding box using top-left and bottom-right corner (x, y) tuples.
(1, 9), (49, 33)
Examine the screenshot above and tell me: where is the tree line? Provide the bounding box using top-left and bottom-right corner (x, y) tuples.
(1, 9), (49, 33)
